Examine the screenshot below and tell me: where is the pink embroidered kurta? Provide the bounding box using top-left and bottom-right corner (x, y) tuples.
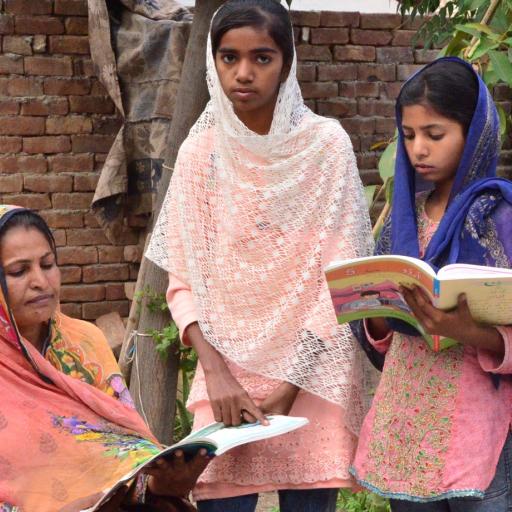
(168, 274), (357, 501)
(352, 193), (512, 501)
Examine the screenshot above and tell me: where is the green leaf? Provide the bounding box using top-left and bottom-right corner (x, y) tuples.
(463, 22), (498, 37)
(488, 50), (512, 86)
(364, 185), (377, 208)
(378, 140), (397, 181)
(384, 176), (395, 205)
(468, 36), (499, 60)
(455, 23), (488, 38)
(463, 0), (488, 10)
(497, 104), (508, 138)
(443, 30), (471, 57)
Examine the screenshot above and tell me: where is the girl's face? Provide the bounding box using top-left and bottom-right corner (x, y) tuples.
(215, 25), (285, 134)
(402, 103), (466, 189)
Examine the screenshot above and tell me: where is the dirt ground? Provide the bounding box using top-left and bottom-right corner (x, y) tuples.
(256, 492), (278, 511)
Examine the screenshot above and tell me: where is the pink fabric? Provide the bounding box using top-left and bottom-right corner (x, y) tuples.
(363, 319), (392, 353)
(167, 274), (198, 347)
(352, 193), (512, 501)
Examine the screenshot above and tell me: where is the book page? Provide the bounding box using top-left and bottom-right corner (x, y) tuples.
(440, 263), (512, 279)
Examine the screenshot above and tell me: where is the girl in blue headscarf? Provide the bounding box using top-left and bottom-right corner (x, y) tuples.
(350, 57), (512, 511)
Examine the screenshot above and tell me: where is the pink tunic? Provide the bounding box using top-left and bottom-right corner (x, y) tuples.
(352, 193), (512, 501)
(168, 274), (356, 501)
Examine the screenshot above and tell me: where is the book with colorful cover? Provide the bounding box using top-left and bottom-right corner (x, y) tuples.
(82, 415), (309, 511)
(325, 255), (512, 351)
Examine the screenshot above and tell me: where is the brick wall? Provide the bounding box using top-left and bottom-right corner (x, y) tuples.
(0, 3), (510, 320)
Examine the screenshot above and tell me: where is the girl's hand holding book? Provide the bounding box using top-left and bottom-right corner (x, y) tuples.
(401, 285), (505, 355)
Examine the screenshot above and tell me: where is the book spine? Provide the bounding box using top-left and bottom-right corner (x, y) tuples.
(433, 278), (440, 352)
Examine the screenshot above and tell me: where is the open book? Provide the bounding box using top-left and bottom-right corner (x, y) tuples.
(83, 415), (309, 511)
(325, 255), (512, 351)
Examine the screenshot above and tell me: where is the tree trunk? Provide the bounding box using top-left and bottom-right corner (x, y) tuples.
(128, 0), (225, 444)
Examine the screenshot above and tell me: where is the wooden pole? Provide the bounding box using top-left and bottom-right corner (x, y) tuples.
(127, 0), (226, 444)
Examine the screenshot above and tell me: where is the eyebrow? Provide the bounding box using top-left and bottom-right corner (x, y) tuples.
(4, 251), (55, 266)
(218, 47), (279, 54)
(402, 123), (445, 130)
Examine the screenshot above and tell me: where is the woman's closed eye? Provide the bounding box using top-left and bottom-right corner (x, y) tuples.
(428, 132), (445, 141)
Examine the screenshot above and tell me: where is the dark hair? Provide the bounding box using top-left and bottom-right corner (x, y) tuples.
(397, 60), (479, 135)
(211, 0), (294, 70)
(0, 210), (57, 258)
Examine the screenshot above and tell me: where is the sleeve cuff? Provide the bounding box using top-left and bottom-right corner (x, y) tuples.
(363, 318), (393, 354)
(477, 326), (512, 374)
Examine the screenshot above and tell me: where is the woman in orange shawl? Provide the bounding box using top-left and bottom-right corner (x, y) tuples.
(0, 205), (207, 512)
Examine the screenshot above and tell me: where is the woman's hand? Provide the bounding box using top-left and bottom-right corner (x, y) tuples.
(402, 285), (504, 354)
(260, 382), (299, 416)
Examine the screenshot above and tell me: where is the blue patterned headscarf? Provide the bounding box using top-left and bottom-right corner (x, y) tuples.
(377, 57), (512, 272)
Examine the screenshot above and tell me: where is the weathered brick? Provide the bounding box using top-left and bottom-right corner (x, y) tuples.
(376, 117), (398, 134)
(41, 210), (83, 229)
(353, 81), (380, 98)
(61, 284), (105, 302)
(0, 174), (22, 192)
(69, 96), (115, 114)
(358, 63), (396, 82)
(82, 301), (129, 320)
(290, 10), (321, 27)
(92, 117), (122, 135)
(54, 0), (88, 16)
(98, 245), (124, 263)
(73, 57), (95, 77)
(0, 98), (19, 114)
(360, 13), (401, 30)
(60, 302), (81, 316)
(46, 116), (92, 134)
(7, 76), (43, 96)
(0, 15), (14, 35)
(377, 46), (414, 64)
(57, 245), (97, 264)
(43, 77), (90, 95)
(49, 35), (89, 54)
(21, 97), (68, 116)
(51, 191), (92, 209)
(3, 35), (32, 55)
(414, 49), (438, 64)
(25, 56), (73, 76)
(71, 134), (115, 153)
(23, 136), (71, 154)
(357, 152), (378, 170)
(392, 30), (420, 47)
(351, 29), (393, 46)
(66, 228), (109, 246)
(0, 54), (23, 74)
(60, 265), (81, 283)
(4, 193), (50, 209)
(358, 99), (395, 117)
(105, 283), (126, 301)
(128, 263), (139, 280)
(83, 211), (100, 227)
(5, 0), (52, 14)
(83, 264), (130, 283)
(296, 44), (331, 62)
(0, 116), (45, 135)
(48, 153), (93, 173)
(340, 117), (376, 135)
(318, 63), (357, 81)
(90, 80), (108, 95)
(32, 35), (47, 53)
(123, 245), (143, 263)
(317, 99), (357, 118)
(401, 16), (425, 31)
(297, 63), (316, 82)
(397, 64), (424, 81)
(15, 16), (64, 35)
(24, 174), (73, 193)
(320, 11), (359, 27)
(64, 17), (88, 35)
(334, 45), (375, 62)
(311, 27), (349, 45)
(380, 81), (403, 99)
(0, 155), (46, 173)
(74, 173), (98, 191)
(0, 136), (21, 152)
(300, 81), (338, 99)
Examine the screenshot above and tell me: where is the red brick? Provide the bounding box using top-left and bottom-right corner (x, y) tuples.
(24, 174), (72, 193)
(128, 263), (139, 280)
(360, 13), (401, 30)
(98, 245), (124, 263)
(60, 302), (81, 316)
(15, 16), (64, 35)
(43, 77), (90, 95)
(123, 245), (142, 263)
(340, 117), (376, 135)
(0, 174), (22, 192)
(0, 15), (14, 35)
(51, 191), (92, 209)
(69, 96), (115, 114)
(41, 210), (84, 229)
(300, 81), (338, 99)
(0, 54), (23, 74)
(6, 76), (43, 96)
(61, 284), (105, 302)
(57, 245), (97, 264)
(90, 81), (108, 95)
(83, 212), (99, 227)
(318, 63), (357, 81)
(351, 29), (392, 46)
(334, 45), (375, 62)
(64, 17), (88, 35)
(317, 99), (357, 118)
(0, 98), (19, 114)
(66, 228), (109, 245)
(72, 57), (95, 77)
(25, 56), (72, 76)
(376, 117), (398, 134)
(71, 134), (115, 153)
(380, 81), (403, 99)
(49, 153), (93, 173)
(105, 283), (126, 301)
(296, 44), (331, 62)
(3, 35), (32, 55)
(54, 0), (88, 16)
(358, 63), (396, 82)
(74, 173), (98, 191)
(297, 63), (316, 82)
(92, 117), (122, 135)
(320, 11), (359, 27)
(83, 263), (130, 283)
(357, 152), (378, 170)
(21, 98), (69, 116)
(494, 84), (512, 101)
(376, 47), (414, 64)
(82, 301), (129, 320)
(397, 64), (424, 81)
(0, 155), (46, 173)
(4, 193), (50, 209)
(49, 35), (89, 54)
(353, 82), (380, 98)
(32, 35), (47, 53)
(392, 30), (419, 47)
(414, 49), (438, 64)
(290, 10), (321, 27)
(0, 136), (21, 152)
(60, 265), (81, 283)
(0, 116), (44, 135)
(5, 0), (52, 14)
(23, 136), (71, 154)
(126, 213), (148, 228)
(401, 16), (425, 31)
(53, 229), (66, 246)
(46, 116), (92, 135)
(311, 28), (349, 45)
(358, 99), (395, 117)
